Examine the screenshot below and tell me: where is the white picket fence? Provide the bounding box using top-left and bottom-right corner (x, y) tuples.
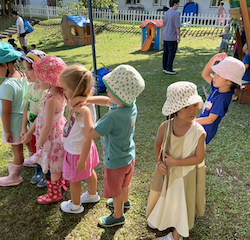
(14, 4), (231, 29)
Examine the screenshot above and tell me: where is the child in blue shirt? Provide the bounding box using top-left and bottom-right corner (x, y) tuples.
(72, 64), (145, 227)
(242, 43), (250, 84)
(196, 53), (245, 144)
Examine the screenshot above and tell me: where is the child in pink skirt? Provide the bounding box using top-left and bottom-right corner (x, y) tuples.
(60, 64), (100, 214)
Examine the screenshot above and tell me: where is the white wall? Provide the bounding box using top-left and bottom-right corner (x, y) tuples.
(117, 0), (231, 16)
(28, 0), (80, 6)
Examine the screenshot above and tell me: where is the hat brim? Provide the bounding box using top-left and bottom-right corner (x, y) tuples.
(162, 95), (203, 116)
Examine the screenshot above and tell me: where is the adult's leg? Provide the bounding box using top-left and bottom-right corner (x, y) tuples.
(166, 41), (178, 71)
(162, 40), (168, 71)
(19, 37), (25, 47)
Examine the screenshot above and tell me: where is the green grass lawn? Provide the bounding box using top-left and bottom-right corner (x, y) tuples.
(0, 19), (250, 240)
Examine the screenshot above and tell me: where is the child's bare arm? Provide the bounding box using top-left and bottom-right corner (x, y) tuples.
(195, 113), (218, 125)
(245, 63), (249, 71)
(36, 97), (58, 148)
(21, 118), (36, 144)
(21, 102), (28, 137)
(154, 122), (167, 175)
(72, 105), (100, 140)
(71, 96), (110, 107)
(76, 128), (92, 171)
(164, 133), (206, 167)
(202, 53), (227, 84)
(1, 99), (12, 142)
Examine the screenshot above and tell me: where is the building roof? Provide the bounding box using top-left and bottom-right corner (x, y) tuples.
(140, 20), (163, 28)
(63, 14), (90, 27)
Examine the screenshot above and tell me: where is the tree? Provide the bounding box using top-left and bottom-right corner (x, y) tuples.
(1, 0), (13, 16)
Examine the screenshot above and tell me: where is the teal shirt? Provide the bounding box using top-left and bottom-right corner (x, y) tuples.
(0, 77), (28, 137)
(94, 102), (137, 169)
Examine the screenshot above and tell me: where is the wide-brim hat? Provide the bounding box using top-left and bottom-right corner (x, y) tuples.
(0, 42), (22, 63)
(33, 56), (67, 87)
(20, 50), (47, 64)
(211, 56), (245, 86)
(162, 81), (203, 116)
(102, 64), (145, 106)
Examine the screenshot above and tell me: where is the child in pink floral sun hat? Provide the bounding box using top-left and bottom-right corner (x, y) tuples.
(22, 56), (67, 204)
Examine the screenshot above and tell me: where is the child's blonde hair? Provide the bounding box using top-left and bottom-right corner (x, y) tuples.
(60, 64), (94, 121)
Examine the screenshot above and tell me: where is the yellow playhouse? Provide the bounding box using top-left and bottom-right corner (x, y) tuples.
(61, 14), (95, 46)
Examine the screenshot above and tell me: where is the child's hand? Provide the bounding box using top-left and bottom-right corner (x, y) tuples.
(157, 148), (167, 175)
(71, 96), (88, 107)
(72, 105), (89, 116)
(164, 153), (176, 167)
(5, 131), (13, 143)
(76, 160), (86, 171)
(21, 127), (27, 137)
(36, 141), (43, 150)
(21, 132), (32, 144)
(213, 52), (227, 62)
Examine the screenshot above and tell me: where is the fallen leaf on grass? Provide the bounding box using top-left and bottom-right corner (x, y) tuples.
(216, 168), (222, 177)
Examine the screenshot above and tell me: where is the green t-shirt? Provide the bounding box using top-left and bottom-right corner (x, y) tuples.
(94, 102), (137, 169)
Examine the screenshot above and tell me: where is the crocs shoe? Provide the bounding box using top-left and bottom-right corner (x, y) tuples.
(60, 200), (84, 214)
(30, 164), (43, 184)
(107, 198), (131, 209)
(37, 176), (47, 188)
(99, 213), (126, 227)
(80, 191), (100, 203)
(23, 158), (34, 167)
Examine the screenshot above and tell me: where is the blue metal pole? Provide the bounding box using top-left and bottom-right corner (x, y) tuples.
(87, 0), (100, 119)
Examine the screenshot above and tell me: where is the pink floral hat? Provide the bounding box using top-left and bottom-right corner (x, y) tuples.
(33, 56), (67, 87)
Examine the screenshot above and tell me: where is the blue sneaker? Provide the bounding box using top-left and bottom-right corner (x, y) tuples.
(37, 176), (47, 188)
(30, 164), (43, 184)
(99, 214), (126, 227)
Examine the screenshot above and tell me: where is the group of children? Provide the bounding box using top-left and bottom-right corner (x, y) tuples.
(0, 37), (246, 239)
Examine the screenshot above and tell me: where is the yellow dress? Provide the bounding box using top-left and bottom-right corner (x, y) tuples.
(146, 120), (206, 237)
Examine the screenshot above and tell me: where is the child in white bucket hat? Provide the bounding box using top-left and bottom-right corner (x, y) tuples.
(72, 64), (145, 227)
(196, 53), (245, 144)
(146, 81), (206, 240)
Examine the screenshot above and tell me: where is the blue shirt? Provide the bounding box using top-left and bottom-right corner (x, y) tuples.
(94, 102), (137, 169)
(199, 81), (234, 144)
(242, 54), (250, 82)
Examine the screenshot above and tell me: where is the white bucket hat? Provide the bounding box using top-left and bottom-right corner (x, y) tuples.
(102, 64), (145, 106)
(162, 81), (203, 116)
(211, 56), (245, 86)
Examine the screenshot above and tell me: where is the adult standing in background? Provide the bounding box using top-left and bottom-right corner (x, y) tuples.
(11, 10), (26, 48)
(162, 0), (181, 75)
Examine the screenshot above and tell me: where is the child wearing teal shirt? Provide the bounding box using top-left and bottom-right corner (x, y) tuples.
(72, 64), (145, 227)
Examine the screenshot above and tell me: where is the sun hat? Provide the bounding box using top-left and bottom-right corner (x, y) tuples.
(162, 81), (203, 116)
(0, 42), (22, 63)
(211, 56), (245, 85)
(33, 56), (67, 87)
(20, 50), (47, 64)
(102, 64), (145, 106)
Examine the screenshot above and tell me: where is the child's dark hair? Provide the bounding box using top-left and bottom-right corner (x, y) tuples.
(166, 112), (177, 120)
(7, 33), (12, 38)
(230, 82), (240, 91)
(220, 1), (224, 6)
(169, 0), (179, 7)
(31, 44), (36, 48)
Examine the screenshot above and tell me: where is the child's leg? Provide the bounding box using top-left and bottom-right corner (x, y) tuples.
(172, 229), (181, 240)
(12, 144), (24, 165)
(70, 181), (81, 205)
(113, 193), (124, 219)
(51, 172), (61, 182)
(86, 169), (97, 195)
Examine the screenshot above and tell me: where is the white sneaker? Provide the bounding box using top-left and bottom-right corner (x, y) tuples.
(60, 200), (84, 214)
(80, 191), (100, 203)
(156, 232), (183, 240)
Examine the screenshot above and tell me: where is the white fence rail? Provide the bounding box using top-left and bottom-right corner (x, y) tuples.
(14, 4), (231, 29)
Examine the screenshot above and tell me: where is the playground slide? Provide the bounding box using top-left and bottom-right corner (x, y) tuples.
(141, 37), (153, 52)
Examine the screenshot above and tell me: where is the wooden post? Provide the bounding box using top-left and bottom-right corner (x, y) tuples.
(239, 0), (250, 48)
